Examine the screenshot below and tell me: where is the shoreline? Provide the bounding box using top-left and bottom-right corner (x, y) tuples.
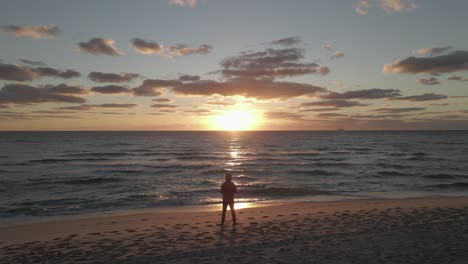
(2, 191), (465, 227)
(2, 196), (468, 263)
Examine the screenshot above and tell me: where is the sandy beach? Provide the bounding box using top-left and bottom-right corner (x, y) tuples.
(1, 196), (468, 263)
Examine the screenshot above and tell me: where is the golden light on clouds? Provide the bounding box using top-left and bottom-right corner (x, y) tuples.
(210, 110), (261, 131)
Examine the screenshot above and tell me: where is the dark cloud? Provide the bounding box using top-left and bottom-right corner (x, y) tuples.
(414, 46), (452, 56)
(88, 72), (140, 83)
(34, 67), (81, 79)
(55, 104), (137, 111)
(0, 64), (37, 81)
(0, 63), (81, 81)
(316, 113), (348, 118)
(152, 98), (171, 102)
(131, 38), (212, 57)
(389, 93), (448, 101)
(78, 38), (123, 56)
(448, 75), (468, 81)
(299, 107), (340, 112)
(43, 84), (88, 95)
(221, 48), (329, 78)
(374, 107), (426, 114)
(271, 36), (302, 46)
(416, 77), (440, 85)
(0, 24), (61, 39)
(178, 74), (200, 82)
(264, 111), (304, 121)
(0, 84), (87, 105)
(172, 78), (327, 100)
(19, 59), (46, 66)
(132, 79), (182, 96)
(320, 88), (401, 100)
(300, 100), (367, 108)
(151, 104), (179, 108)
(383, 50), (468, 74)
(130, 38), (163, 55)
(91, 85), (131, 94)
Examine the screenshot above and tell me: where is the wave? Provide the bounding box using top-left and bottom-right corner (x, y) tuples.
(428, 182), (468, 189)
(287, 169), (337, 176)
(423, 173), (463, 180)
(63, 152), (129, 157)
(61, 177), (123, 185)
(378, 171), (412, 177)
(246, 187), (328, 197)
(376, 162), (412, 169)
(28, 158), (111, 163)
(93, 169), (144, 174)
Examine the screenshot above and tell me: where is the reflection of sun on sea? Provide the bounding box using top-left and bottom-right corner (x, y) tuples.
(211, 110), (260, 131)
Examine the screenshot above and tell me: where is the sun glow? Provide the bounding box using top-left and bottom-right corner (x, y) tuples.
(211, 110), (260, 131)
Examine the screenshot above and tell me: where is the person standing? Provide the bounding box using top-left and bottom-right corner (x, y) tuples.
(220, 172), (237, 225)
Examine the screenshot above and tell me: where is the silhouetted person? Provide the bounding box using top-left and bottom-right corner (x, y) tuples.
(220, 172), (237, 225)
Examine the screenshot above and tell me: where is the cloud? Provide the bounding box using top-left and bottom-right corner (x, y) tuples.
(299, 107), (340, 112)
(448, 75), (468, 81)
(19, 59), (46, 66)
(131, 38), (212, 57)
(300, 100), (368, 107)
(355, 0), (418, 15)
(221, 47), (329, 79)
(355, 7), (369, 15)
(43, 84), (88, 95)
(169, 0), (197, 7)
(78, 38), (123, 56)
(271, 36), (302, 46)
(264, 112), (305, 121)
(380, 0), (418, 12)
(168, 44), (212, 56)
(88, 71), (140, 83)
(331, 51), (345, 59)
(0, 24), (61, 39)
(389, 93), (448, 101)
(152, 98), (171, 102)
(320, 88), (400, 100)
(55, 104), (137, 111)
(0, 64), (37, 81)
(130, 38), (163, 55)
(416, 77), (440, 85)
(0, 83), (87, 105)
(151, 104), (179, 108)
(91, 85), (131, 94)
(172, 78), (327, 100)
(374, 107), (425, 113)
(34, 67), (81, 79)
(316, 113), (348, 118)
(0, 63), (81, 81)
(414, 46), (452, 56)
(354, 0), (370, 15)
(383, 50), (468, 74)
(132, 79), (182, 96)
(178, 74), (200, 82)
(206, 99), (236, 106)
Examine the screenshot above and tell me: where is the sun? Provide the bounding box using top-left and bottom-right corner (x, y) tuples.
(211, 110), (260, 131)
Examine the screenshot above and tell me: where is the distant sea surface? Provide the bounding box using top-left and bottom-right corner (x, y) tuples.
(1, 131), (468, 222)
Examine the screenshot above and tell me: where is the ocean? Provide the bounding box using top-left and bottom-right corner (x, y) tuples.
(1, 131), (467, 222)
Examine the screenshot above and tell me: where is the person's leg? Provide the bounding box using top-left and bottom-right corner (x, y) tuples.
(229, 201), (236, 224)
(221, 202), (228, 224)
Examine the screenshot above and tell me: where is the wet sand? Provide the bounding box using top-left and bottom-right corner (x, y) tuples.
(2, 196), (468, 263)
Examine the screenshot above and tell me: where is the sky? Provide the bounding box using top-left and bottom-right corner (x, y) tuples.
(0, 0), (467, 130)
